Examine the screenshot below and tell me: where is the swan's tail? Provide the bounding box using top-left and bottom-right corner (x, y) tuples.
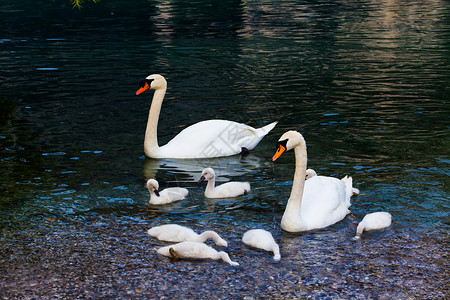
(256, 121), (278, 137)
(341, 175), (353, 207)
(218, 251), (239, 266)
(244, 121), (278, 151)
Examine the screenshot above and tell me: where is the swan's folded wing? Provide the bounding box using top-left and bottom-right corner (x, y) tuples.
(161, 120), (276, 158)
(301, 176), (349, 227)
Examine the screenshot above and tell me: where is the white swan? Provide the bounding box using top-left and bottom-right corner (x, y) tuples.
(148, 224), (228, 247)
(146, 179), (188, 205)
(272, 130), (354, 232)
(198, 167), (250, 198)
(157, 241), (239, 266)
(242, 229), (280, 261)
(136, 74), (277, 159)
(354, 212), (392, 239)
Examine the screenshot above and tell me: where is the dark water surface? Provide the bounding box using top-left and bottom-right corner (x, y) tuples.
(1, 0), (449, 298)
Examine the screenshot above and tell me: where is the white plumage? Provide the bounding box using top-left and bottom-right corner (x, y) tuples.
(146, 179), (188, 205)
(157, 241), (239, 266)
(306, 168), (360, 195)
(242, 229), (281, 261)
(148, 224), (228, 247)
(305, 168), (317, 180)
(198, 167), (250, 198)
(272, 131), (357, 232)
(136, 74), (277, 158)
(355, 212), (392, 239)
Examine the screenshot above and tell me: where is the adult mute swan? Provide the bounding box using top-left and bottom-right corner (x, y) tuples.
(242, 229), (281, 261)
(136, 74), (277, 159)
(157, 241), (239, 266)
(198, 167), (250, 198)
(146, 179), (188, 205)
(148, 224), (228, 247)
(354, 212), (392, 239)
(272, 131), (355, 232)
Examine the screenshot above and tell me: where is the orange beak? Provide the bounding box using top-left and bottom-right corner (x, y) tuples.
(272, 144), (286, 161)
(136, 82), (150, 95)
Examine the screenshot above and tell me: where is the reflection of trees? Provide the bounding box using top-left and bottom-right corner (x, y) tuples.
(71, 0), (99, 9)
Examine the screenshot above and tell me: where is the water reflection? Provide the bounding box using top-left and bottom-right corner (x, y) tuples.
(143, 153), (266, 182)
(0, 0), (449, 298)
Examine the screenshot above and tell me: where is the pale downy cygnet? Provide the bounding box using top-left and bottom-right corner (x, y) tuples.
(148, 224), (228, 247)
(146, 179), (188, 205)
(198, 167), (250, 198)
(157, 241), (239, 266)
(354, 212), (392, 239)
(305, 169), (317, 180)
(242, 229), (281, 261)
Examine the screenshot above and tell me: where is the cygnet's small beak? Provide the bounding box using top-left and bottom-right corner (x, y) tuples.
(197, 176), (206, 184)
(153, 189), (160, 197)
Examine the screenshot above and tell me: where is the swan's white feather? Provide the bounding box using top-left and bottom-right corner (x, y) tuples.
(299, 176), (351, 230)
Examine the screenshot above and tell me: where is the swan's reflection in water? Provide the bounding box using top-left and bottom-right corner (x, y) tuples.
(143, 154), (268, 184)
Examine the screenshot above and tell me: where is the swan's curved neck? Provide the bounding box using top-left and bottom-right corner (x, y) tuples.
(198, 231), (219, 243)
(281, 140), (308, 231)
(144, 88), (166, 157)
(206, 178), (215, 194)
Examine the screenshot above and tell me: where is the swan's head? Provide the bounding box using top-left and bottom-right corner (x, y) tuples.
(305, 169), (317, 180)
(136, 74), (167, 95)
(146, 179), (160, 197)
(272, 130), (305, 161)
(198, 167), (215, 183)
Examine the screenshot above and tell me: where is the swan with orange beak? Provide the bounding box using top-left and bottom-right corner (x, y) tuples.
(136, 74), (277, 159)
(272, 131), (355, 232)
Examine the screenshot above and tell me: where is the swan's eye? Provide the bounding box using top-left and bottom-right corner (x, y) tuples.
(276, 139), (288, 150)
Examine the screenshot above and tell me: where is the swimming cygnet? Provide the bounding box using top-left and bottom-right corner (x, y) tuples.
(146, 179), (188, 205)
(157, 241), (239, 266)
(148, 224), (228, 247)
(354, 212), (392, 239)
(305, 168), (317, 180)
(242, 229), (281, 261)
(198, 167), (250, 198)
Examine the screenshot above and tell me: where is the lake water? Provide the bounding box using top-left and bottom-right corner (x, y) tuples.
(1, 0), (449, 298)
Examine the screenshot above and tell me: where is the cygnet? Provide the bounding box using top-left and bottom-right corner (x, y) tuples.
(354, 212), (392, 239)
(198, 167), (250, 198)
(305, 168), (317, 180)
(146, 179), (188, 205)
(148, 224), (228, 247)
(157, 241), (239, 266)
(242, 229), (281, 261)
